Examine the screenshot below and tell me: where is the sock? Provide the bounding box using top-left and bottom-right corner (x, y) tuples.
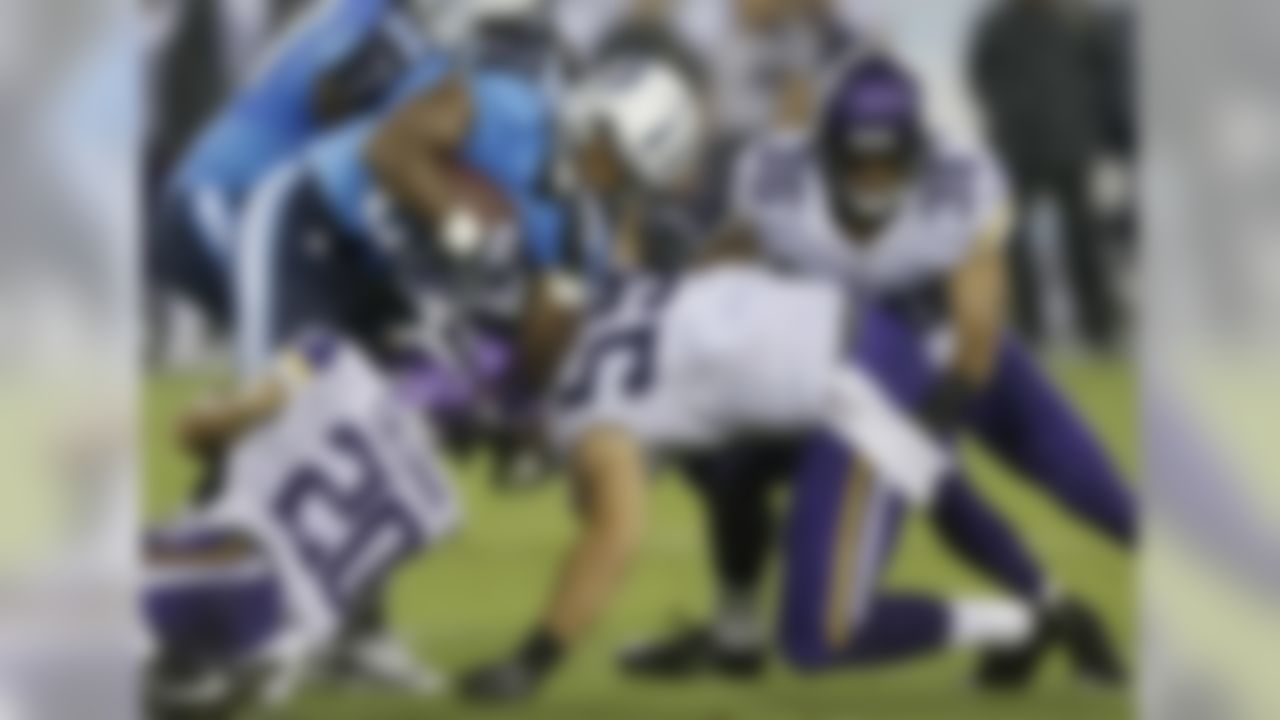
(947, 597), (1036, 651)
(712, 584), (764, 651)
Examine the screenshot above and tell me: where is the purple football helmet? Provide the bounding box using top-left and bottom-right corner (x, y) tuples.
(818, 52), (927, 230)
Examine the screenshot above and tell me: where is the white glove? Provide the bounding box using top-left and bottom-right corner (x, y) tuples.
(825, 366), (952, 507)
(440, 208), (486, 260)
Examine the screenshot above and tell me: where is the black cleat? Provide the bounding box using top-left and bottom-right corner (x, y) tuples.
(1056, 597), (1128, 688)
(618, 625), (765, 680)
(974, 606), (1057, 691)
(459, 659), (541, 704)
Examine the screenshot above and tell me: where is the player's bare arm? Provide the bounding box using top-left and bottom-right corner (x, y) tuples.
(514, 271), (586, 398)
(178, 378), (286, 457)
(176, 353), (310, 455)
(461, 426), (648, 701)
(919, 210), (1012, 436)
(366, 74), (475, 224)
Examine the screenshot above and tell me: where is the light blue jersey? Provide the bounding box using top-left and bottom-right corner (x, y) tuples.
(171, 0), (426, 202)
(304, 57), (567, 269)
(232, 58), (571, 376)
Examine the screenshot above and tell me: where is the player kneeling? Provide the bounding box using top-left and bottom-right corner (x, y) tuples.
(461, 263), (1056, 701)
(144, 331), (462, 718)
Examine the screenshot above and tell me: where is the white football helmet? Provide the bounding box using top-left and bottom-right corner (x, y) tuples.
(562, 59), (706, 192)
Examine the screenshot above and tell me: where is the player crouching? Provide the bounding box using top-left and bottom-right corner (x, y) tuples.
(143, 330), (462, 718)
(459, 261), (1061, 702)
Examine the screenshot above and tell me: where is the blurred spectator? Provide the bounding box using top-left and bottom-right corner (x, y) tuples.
(969, 0), (1120, 349)
(765, 0), (861, 131)
(1094, 0), (1135, 159)
(1093, 0), (1137, 268)
(552, 0), (630, 61)
(709, 0), (857, 140)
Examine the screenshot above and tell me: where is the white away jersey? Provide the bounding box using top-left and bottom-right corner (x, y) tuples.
(732, 129), (1013, 297)
(202, 334), (462, 647)
(550, 265), (950, 504)
(551, 265), (847, 454)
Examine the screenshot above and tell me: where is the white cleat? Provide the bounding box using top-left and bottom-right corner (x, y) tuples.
(325, 633), (448, 696)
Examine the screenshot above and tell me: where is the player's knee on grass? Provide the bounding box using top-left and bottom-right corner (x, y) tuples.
(778, 605), (883, 672)
(777, 558), (877, 673)
(778, 615), (841, 671)
(777, 435), (887, 672)
(781, 594), (954, 672)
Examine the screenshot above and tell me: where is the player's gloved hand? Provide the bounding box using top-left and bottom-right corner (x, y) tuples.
(459, 656), (543, 702)
(459, 630), (562, 703)
(916, 373), (978, 439)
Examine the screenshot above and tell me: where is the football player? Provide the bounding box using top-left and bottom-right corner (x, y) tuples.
(231, 45), (575, 381)
(144, 329), (462, 718)
(458, 261), (1068, 701)
(153, 0), (438, 331)
(458, 56), (1119, 702)
(737, 48), (1135, 546)
(623, 49), (1131, 683)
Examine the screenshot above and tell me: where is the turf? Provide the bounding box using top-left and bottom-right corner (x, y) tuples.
(145, 358), (1135, 720)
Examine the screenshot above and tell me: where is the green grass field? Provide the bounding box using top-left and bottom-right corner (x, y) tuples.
(146, 359), (1135, 720)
